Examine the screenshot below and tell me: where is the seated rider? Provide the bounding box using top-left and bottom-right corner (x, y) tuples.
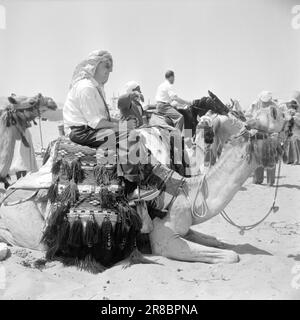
(63, 50), (158, 201)
(118, 81), (146, 127)
(155, 70), (192, 131)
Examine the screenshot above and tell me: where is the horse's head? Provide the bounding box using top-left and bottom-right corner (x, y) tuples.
(191, 91), (229, 118)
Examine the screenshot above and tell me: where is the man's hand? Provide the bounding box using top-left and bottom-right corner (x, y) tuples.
(126, 117), (138, 130)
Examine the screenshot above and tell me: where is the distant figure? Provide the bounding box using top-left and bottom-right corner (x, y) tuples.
(155, 70), (191, 131)
(118, 81), (145, 127)
(250, 91), (278, 186)
(246, 91), (277, 119)
(281, 91), (300, 164)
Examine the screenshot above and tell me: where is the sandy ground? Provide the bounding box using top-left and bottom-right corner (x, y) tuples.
(0, 121), (300, 300)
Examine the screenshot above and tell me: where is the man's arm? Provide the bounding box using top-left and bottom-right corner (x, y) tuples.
(168, 86), (191, 106)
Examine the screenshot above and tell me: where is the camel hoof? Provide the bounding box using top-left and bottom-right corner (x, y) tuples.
(224, 250), (240, 264)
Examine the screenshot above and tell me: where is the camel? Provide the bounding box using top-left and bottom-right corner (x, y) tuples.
(0, 105), (289, 265)
(198, 104), (290, 167)
(0, 93), (57, 188)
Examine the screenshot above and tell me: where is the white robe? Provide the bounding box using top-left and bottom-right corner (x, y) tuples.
(9, 129), (38, 174)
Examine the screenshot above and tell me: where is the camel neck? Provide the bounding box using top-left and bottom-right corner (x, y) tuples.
(187, 138), (258, 224)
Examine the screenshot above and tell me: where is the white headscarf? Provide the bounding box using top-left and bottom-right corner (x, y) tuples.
(124, 81), (140, 94)
(258, 91), (273, 103)
(70, 50), (113, 88)
(291, 91), (300, 107)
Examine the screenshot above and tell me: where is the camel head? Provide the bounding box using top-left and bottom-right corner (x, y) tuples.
(196, 110), (246, 157)
(7, 93), (57, 124)
(245, 105), (290, 136)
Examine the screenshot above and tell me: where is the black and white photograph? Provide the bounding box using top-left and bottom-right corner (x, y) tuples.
(0, 0), (299, 302)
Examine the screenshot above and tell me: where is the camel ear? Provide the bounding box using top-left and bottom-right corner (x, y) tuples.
(8, 96), (17, 104)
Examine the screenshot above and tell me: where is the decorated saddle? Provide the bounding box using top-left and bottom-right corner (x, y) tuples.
(41, 137), (186, 272)
(42, 137), (146, 272)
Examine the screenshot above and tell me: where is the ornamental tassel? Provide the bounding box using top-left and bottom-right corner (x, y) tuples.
(44, 218), (70, 260)
(60, 179), (79, 206)
(67, 217), (84, 259)
(70, 158), (85, 183)
(61, 159), (72, 181)
(47, 203), (68, 227)
(100, 216), (114, 266)
(47, 176), (59, 203)
(51, 158), (62, 176)
(79, 253), (106, 274)
(56, 218), (71, 255)
(136, 233), (152, 254)
(123, 238), (158, 269)
(113, 209), (129, 261)
(128, 207), (143, 232)
(94, 165), (118, 186)
(79, 217), (105, 273)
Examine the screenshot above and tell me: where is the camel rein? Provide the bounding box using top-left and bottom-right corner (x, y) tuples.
(220, 159), (281, 235)
(219, 128), (287, 235)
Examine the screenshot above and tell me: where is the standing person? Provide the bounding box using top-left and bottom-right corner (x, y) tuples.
(249, 91), (278, 185)
(281, 91), (300, 164)
(9, 127), (38, 179)
(118, 81), (145, 127)
(63, 50), (157, 201)
(155, 70), (191, 131)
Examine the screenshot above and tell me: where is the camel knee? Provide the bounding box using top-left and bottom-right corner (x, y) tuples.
(211, 249), (239, 264)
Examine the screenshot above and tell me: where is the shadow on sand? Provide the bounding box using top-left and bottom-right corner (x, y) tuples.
(277, 184), (300, 190)
(223, 243), (273, 256)
(288, 254), (300, 261)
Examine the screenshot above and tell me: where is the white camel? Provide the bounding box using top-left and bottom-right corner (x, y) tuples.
(0, 106), (289, 263)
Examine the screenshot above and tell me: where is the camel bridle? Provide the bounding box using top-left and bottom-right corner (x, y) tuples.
(219, 126), (287, 235)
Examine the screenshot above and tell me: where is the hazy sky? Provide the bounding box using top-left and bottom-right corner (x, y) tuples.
(0, 0), (299, 108)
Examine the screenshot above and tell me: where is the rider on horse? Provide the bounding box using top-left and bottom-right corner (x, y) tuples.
(155, 70), (192, 132)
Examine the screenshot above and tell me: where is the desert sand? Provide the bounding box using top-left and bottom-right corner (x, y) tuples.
(0, 120), (300, 300)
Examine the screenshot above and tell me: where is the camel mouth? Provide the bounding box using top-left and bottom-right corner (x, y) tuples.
(47, 102), (58, 111)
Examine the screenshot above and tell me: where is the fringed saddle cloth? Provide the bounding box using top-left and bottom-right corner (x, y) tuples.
(42, 137), (145, 272)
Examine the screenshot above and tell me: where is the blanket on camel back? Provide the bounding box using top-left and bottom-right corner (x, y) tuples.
(42, 137), (187, 273)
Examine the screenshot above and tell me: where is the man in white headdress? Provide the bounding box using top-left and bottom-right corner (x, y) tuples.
(63, 50), (158, 201)
(246, 91), (277, 118)
(249, 91), (278, 185)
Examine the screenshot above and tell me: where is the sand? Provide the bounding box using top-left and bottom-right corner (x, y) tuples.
(0, 121), (300, 300)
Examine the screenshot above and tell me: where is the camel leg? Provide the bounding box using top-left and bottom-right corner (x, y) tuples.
(150, 219), (239, 264)
(184, 228), (226, 249)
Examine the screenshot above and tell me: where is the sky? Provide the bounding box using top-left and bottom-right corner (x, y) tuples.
(0, 0), (299, 108)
